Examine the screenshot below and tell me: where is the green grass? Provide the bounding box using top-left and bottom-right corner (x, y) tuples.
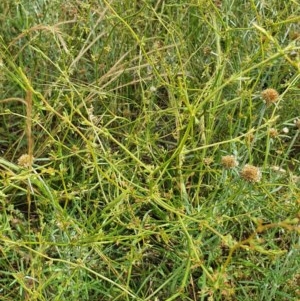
(0, 1), (299, 300)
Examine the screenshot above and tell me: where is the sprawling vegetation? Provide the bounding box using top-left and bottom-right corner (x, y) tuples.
(0, 1), (299, 300)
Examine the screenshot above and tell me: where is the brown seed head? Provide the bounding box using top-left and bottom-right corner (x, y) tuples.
(269, 128), (279, 138)
(221, 155), (239, 169)
(240, 164), (261, 183)
(261, 88), (279, 106)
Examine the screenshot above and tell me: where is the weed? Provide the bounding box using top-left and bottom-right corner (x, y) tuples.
(0, 1), (299, 300)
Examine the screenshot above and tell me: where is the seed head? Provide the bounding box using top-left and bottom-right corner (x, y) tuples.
(221, 155), (239, 169)
(245, 132), (255, 145)
(17, 154), (34, 168)
(203, 157), (214, 166)
(203, 46), (212, 55)
(240, 164), (261, 183)
(269, 128), (279, 138)
(261, 88), (279, 106)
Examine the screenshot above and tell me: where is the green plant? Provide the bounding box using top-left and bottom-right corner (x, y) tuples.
(0, 1), (299, 300)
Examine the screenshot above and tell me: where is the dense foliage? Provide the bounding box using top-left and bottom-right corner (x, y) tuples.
(0, 1), (299, 300)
